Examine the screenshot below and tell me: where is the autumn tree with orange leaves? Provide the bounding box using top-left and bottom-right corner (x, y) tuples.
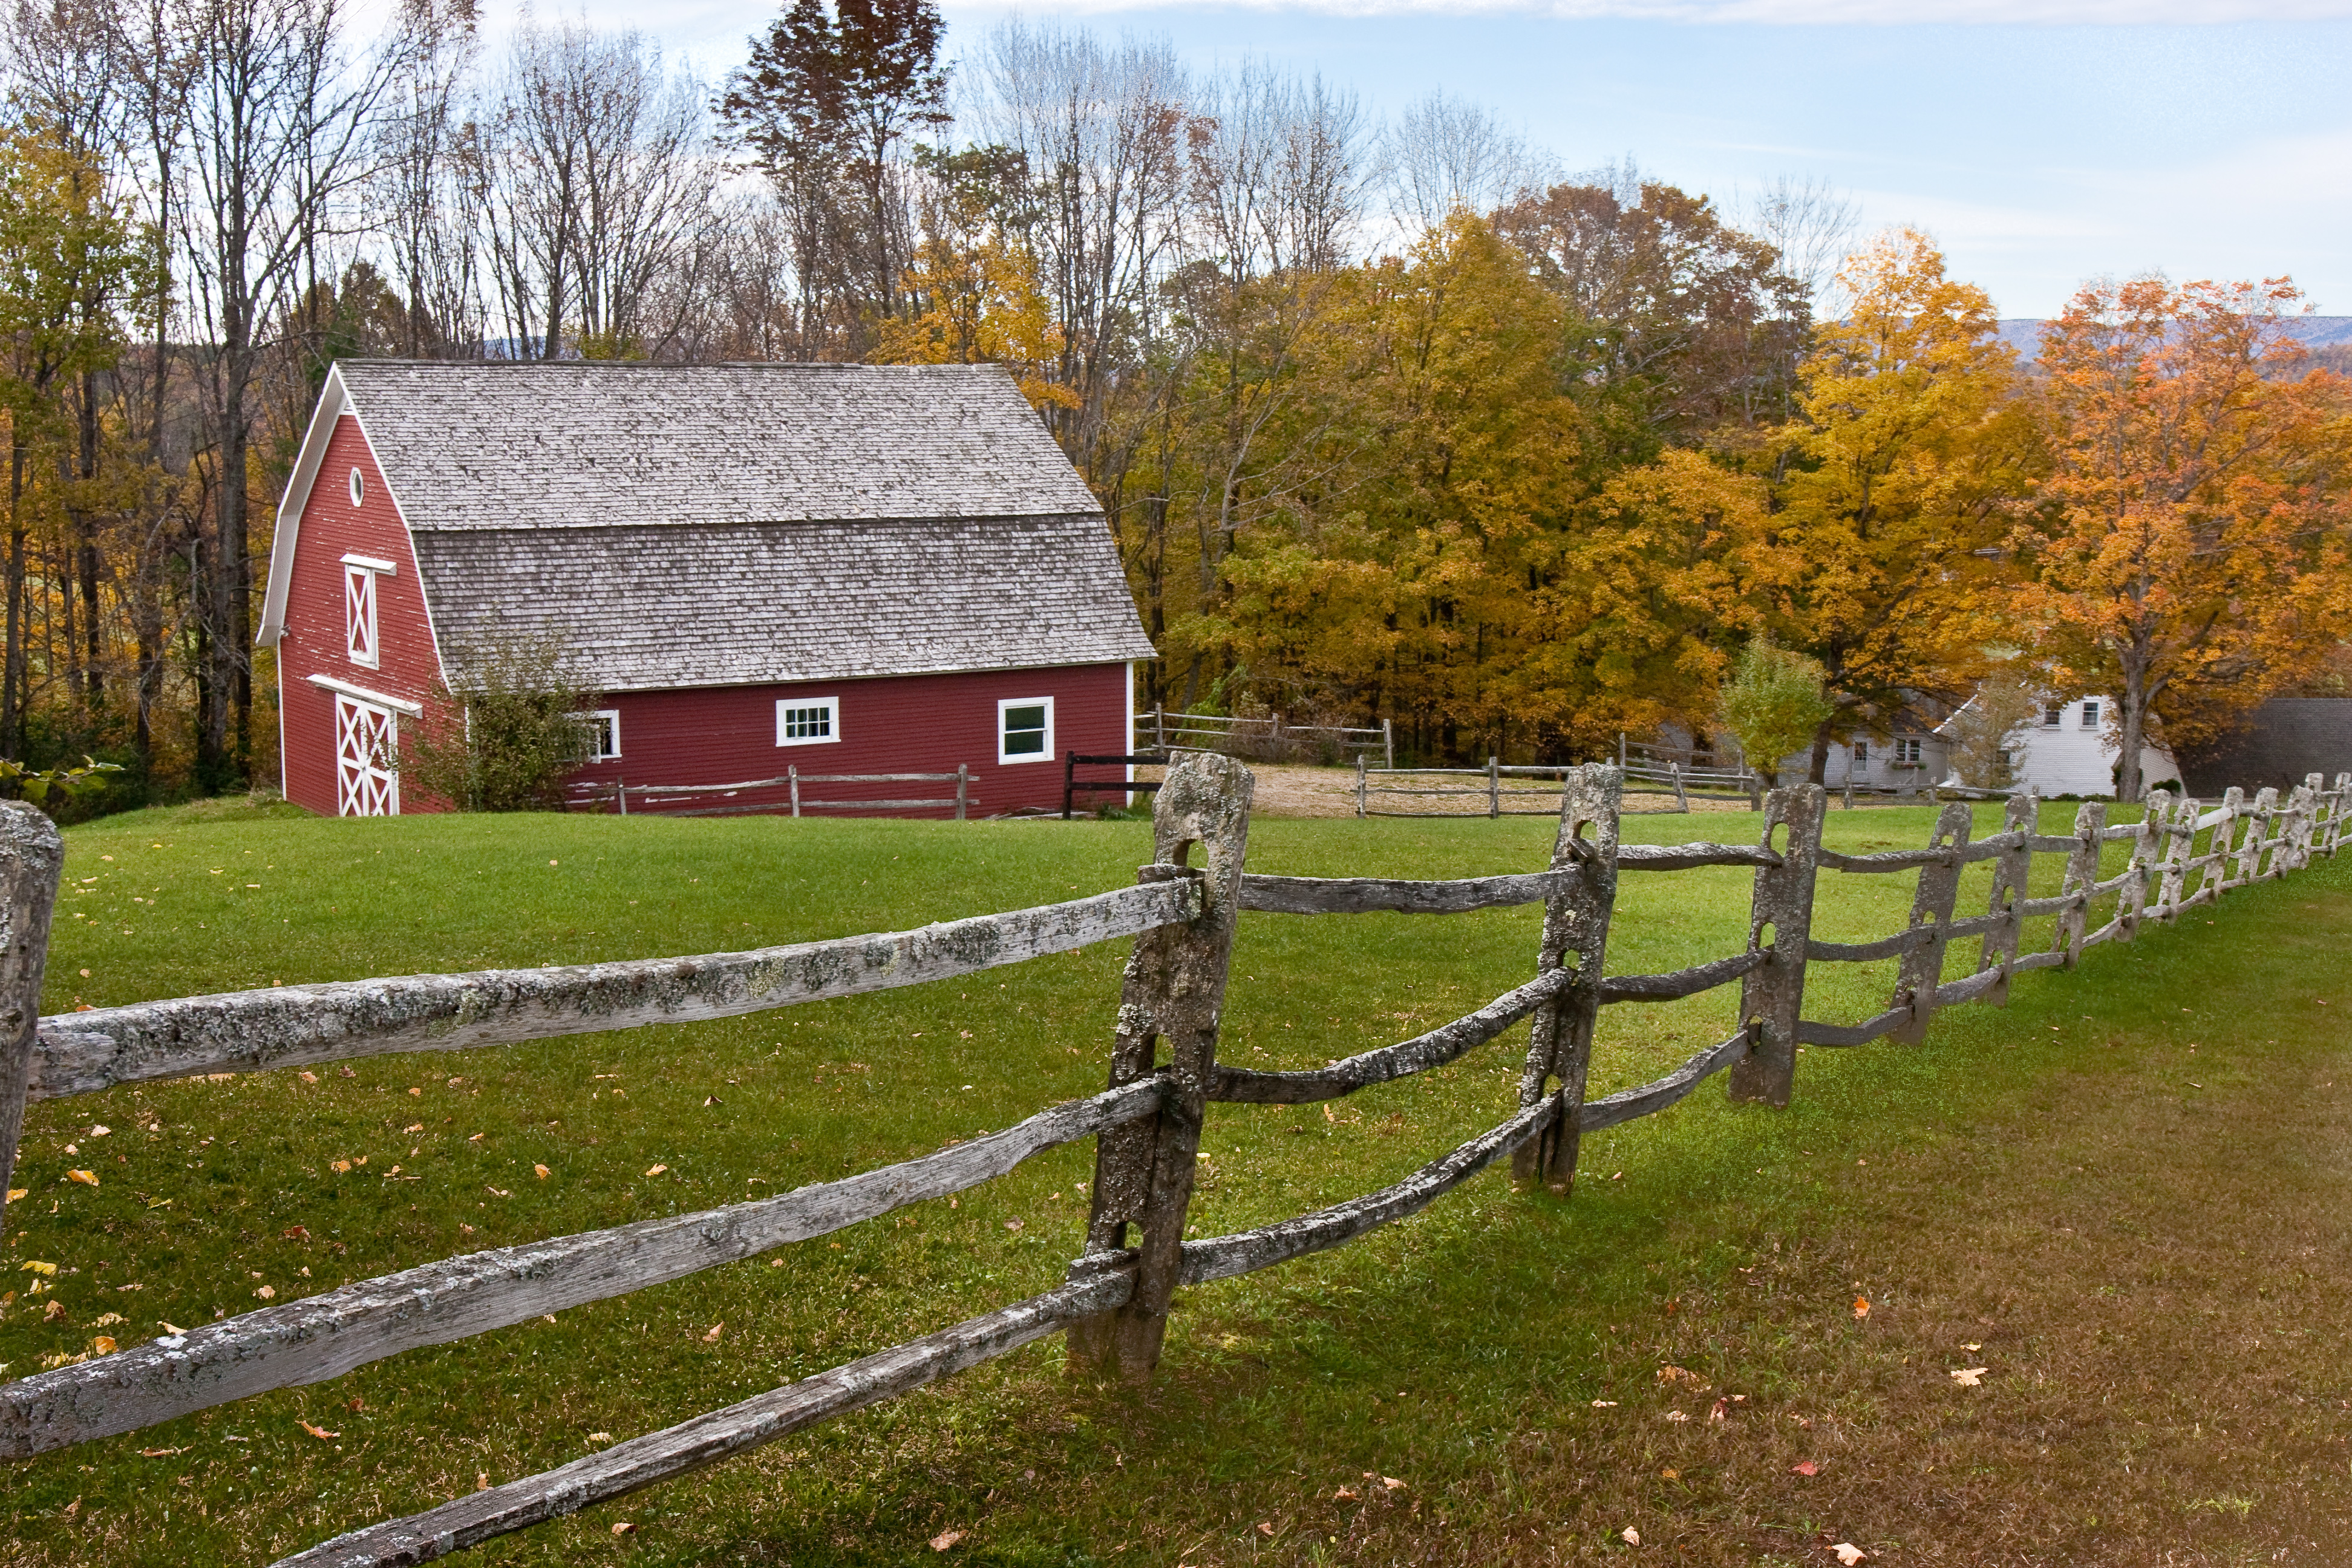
(2017, 276), (2352, 801)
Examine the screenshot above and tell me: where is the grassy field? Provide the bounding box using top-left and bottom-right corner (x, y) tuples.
(2, 792), (2349, 1566)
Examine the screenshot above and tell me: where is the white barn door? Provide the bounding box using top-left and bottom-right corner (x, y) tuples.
(334, 694), (400, 816)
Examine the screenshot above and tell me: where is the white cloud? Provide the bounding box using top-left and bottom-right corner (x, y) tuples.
(1002, 0), (2352, 19)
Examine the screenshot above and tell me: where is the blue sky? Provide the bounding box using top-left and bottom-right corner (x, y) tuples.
(468, 2), (2352, 318)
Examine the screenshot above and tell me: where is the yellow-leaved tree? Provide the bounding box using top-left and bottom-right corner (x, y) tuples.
(1749, 227), (2037, 780)
(2016, 275), (2352, 799)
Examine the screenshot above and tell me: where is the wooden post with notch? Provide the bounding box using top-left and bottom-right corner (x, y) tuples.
(2053, 800), (2104, 968)
(0, 802), (63, 1210)
(2199, 786), (2241, 903)
(1512, 763), (1622, 1194)
(2328, 773), (2352, 857)
(1067, 751), (1253, 1382)
(2120, 791), (2168, 942)
(2238, 786), (2276, 883)
(1893, 801), (1973, 1043)
(955, 763), (970, 822)
(1488, 756), (1501, 819)
(2157, 794), (2197, 920)
(1978, 791), (2037, 1006)
(1355, 755), (1367, 818)
(1728, 783), (1825, 1107)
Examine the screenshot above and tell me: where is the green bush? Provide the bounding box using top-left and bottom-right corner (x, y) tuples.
(399, 638), (599, 812)
(1717, 644), (1833, 787)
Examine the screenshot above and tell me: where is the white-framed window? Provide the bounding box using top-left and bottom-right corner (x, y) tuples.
(579, 708), (621, 760)
(998, 696), (1054, 764)
(341, 553), (394, 669)
(1851, 739), (1869, 766)
(1893, 737), (1924, 766)
(775, 695), (840, 746)
(2080, 699), (2101, 729)
(2041, 702), (2064, 729)
(349, 466), (366, 506)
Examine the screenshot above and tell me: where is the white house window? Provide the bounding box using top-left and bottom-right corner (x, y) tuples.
(1893, 737), (1924, 766)
(580, 708), (621, 760)
(1851, 739), (1869, 766)
(2080, 700), (2101, 728)
(349, 466), (365, 506)
(341, 553), (394, 669)
(2042, 703), (2064, 728)
(999, 697), (1054, 763)
(775, 695), (840, 746)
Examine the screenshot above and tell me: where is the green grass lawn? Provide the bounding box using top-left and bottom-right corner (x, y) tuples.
(4, 792), (2349, 1565)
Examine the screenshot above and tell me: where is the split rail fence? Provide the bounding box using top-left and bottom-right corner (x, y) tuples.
(0, 756), (2346, 1566)
(567, 765), (977, 819)
(1142, 709), (1393, 766)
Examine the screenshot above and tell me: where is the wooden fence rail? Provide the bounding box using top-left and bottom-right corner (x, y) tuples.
(567, 766), (978, 819)
(0, 759), (2344, 1566)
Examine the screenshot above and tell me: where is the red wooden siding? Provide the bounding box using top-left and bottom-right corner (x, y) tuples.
(568, 664), (1132, 819)
(276, 414), (445, 816)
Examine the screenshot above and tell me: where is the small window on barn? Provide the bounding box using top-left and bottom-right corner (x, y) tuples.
(2080, 699), (2101, 729)
(348, 466), (365, 506)
(1851, 739), (1868, 766)
(1894, 737), (1923, 766)
(578, 709), (620, 760)
(775, 695), (840, 746)
(999, 697), (1053, 764)
(2042, 703), (2064, 729)
(340, 554), (394, 670)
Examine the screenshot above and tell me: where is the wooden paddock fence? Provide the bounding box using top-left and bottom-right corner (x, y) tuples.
(567, 765), (976, 819)
(1143, 709), (1393, 766)
(0, 758), (2347, 1565)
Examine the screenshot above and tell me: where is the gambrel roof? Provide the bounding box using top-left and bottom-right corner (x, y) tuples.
(260, 361), (1155, 690)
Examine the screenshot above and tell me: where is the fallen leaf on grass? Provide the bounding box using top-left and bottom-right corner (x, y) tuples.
(19, 1260), (56, 1275)
(929, 1529), (965, 1550)
(91, 1337), (117, 1355)
(1622, 1526), (1641, 1545)
(1950, 1367), (1988, 1387)
(534, 1165), (550, 1180)
(299, 1420), (339, 1440)
(4, 1189), (24, 1203)
(1792, 1461), (1818, 1476)
(1004, 1218), (1024, 1232)
(139, 1448), (186, 1458)
(1831, 1546), (1867, 1566)
(1708, 1397), (1730, 1423)
(330, 1161), (351, 1174)
(1852, 1297), (1870, 1319)
(1333, 1487), (1359, 1501)
(589, 1432), (613, 1443)
(1380, 1476), (1405, 1491)
(67, 1170), (97, 1187)
(1590, 1399), (1618, 1408)
(702, 1322), (724, 1342)
(1663, 1410), (1689, 1423)
(253, 1285), (275, 1300)
(1257, 1521), (1275, 1537)
(645, 1165), (667, 1177)
(1656, 1365), (1705, 1387)
(611, 1521), (635, 1535)
(43, 1298), (66, 1321)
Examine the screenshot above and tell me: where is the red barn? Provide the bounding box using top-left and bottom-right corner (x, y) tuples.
(259, 361), (1155, 818)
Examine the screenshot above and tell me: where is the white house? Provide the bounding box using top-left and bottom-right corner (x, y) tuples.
(1935, 693), (2182, 799)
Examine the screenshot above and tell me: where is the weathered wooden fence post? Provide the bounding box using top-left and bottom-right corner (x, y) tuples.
(1067, 751), (1253, 1382)
(1671, 762), (1690, 814)
(1488, 756), (1501, 819)
(2238, 786), (2277, 883)
(1728, 784), (1826, 1108)
(1511, 763), (1622, 1195)
(2054, 800), (2105, 967)
(1355, 755), (1367, 818)
(788, 766), (801, 819)
(2157, 795), (2197, 920)
(1893, 802), (1973, 1043)
(0, 802), (63, 1209)
(2198, 788), (2241, 903)
(956, 763), (970, 822)
(2329, 773), (2352, 857)
(2120, 792), (2169, 941)
(1978, 792), (2038, 1007)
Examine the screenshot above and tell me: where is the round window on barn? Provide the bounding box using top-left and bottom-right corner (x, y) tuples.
(349, 466), (365, 506)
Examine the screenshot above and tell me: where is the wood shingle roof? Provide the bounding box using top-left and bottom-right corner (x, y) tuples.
(266, 361), (1155, 688)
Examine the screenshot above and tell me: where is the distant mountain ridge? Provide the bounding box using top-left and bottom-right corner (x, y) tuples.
(1996, 317), (2352, 356)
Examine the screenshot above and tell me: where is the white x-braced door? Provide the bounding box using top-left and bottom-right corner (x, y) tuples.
(335, 694), (400, 816)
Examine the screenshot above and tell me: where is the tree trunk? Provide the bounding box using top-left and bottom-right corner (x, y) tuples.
(2116, 661), (2148, 804)
(1808, 720), (1835, 786)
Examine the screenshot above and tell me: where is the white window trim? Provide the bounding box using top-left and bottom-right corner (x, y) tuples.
(2080, 701), (2102, 730)
(348, 466), (367, 507)
(342, 554), (394, 671)
(307, 672), (424, 716)
(2041, 704), (2064, 729)
(340, 552), (396, 574)
(578, 708), (621, 760)
(998, 695), (1055, 765)
(775, 694), (841, 747)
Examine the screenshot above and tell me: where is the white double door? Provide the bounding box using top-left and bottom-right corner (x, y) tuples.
(335, 694), (400, 816)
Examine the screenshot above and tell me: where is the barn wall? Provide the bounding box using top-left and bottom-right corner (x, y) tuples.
(276, 413), (445, 815)
(567, 663), (1132, 819)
